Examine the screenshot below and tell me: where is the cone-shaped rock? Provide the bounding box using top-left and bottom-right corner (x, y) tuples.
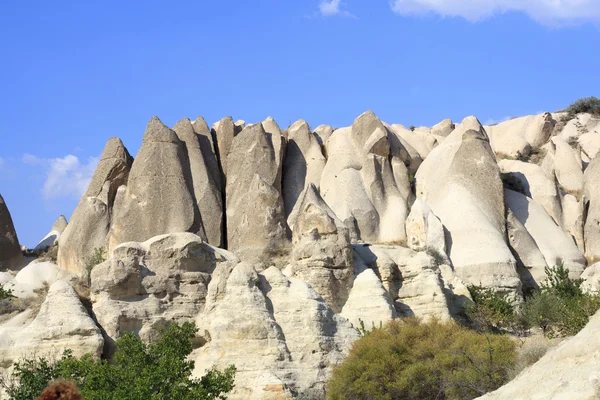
(226, 123), (287, 260)
(416, 116), (522, 298)
(34, 215), (68, 252)
(109, 117), (204, 252)
(212, 116), (237, 185)
(262, 116), (285, 190)
(58, 137), (132, 275)
(0, 194), (23, 270)
(288, 184), (353, 312)
(173, 118), (223, 246)
(282, 120), (326, 217)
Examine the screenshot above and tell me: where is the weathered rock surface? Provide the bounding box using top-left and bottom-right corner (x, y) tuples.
(505, 189), (585, 281)
(58, 137), (132, 276)
(108, 117), (204, 252)
(2, 261), (72, 298)
(173, 118), (223, 246)
(193, 262), (358, 399)
(584, 154), (600, 264)
(282, 120), (326, 216)
(553, 137), (584, 197)
(34, 215), (68, 252)
(498, 159), (562, 226)
(354, 245), (452, 321)
(226, 123), (288, 261)
(486, 113), (554, 158)
(477, 309), (600, 400)
(320, 111), (409, 244)
(405, 199), (447, 258)
(0, 280), (103, 369)
(286, 184), (353, 313)
(582, 262), (600, 293)
(0, 194), (23, 270)
(92, 232), (238, 354)
(416, 116), (522, 298)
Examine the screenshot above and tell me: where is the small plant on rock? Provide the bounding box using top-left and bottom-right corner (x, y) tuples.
(466, 285), (516, 332)
(84, 248), (106, 286)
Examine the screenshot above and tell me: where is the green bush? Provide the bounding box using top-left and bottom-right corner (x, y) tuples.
(2, 322), (236, 400)
(565, 96), (600, 117)
(84, 247), (106, 285)
(521, 264), (600, 337)
(327, 318), (517, 400)
(0, 285), (13, 301)
(466, 285), (516, 332)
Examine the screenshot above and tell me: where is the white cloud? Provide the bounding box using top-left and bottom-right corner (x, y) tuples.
(22, 154), (99, 200)
(319, 0), (356, 17)
(389, 0), (600, 24)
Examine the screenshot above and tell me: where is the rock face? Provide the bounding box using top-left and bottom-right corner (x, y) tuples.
(193, 263), (358, 399)
(58, 137), (133, 276)
(354, 245), (452, 321)
(225, 123), (288, 261)
(0, 280), (104, 368)
(505, 189), (585, 281)
(109, 117), (205, 251)
(0, 194), (23, 270)
(486, 113), (554, 158)
(34, 215), (68, 252)
(286, 184), (354, 313)
(282, 120), (326, 217)
(477, 309), (600, 400)
(91, 232), (238, 354)
(416, 117), (522, 298)
(173, 118), (223, 247)
(584, 154), (600, 264)
(405, 199), (447, 258)
(320, 111), (409, 244)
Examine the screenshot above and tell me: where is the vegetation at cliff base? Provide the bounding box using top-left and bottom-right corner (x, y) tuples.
(1, 322), (236, 400)
(327, 318), (517, 400)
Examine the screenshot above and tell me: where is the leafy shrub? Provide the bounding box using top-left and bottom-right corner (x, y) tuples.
(0, 285), (13, 301)
(565, 96), (600, 117)
(327, 318), (517, 400)
(515, 151), (530, 163)
(425, 246), (446, 267)
(84, 247), (106, 285)
(522, 264), (600, 337)
(466, 286), (516, 332)
(2, 322), (236, 400)
(409, 125), (416, 131)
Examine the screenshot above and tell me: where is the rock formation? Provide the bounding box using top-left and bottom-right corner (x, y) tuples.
(34, 215), (68, 252)
(58, 137), (132, 276)
(4, 108), (600, 399)
(416, 116), (522, 299)
(0, 194), (23, 270)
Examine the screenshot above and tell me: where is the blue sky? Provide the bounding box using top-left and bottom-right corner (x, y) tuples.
(1, 0), (599, 247)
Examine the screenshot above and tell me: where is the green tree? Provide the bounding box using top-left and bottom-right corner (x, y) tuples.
(3, 322), (236, 400)
(327, 318), (516, 400)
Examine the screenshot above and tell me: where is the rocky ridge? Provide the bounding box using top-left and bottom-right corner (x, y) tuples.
(1, 110), (600, 398)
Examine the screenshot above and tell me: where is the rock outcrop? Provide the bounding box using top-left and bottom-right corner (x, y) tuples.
(225, 123), (288, 261)
(108, 117), (204, 251)
(320, 111), (409, 244)
(173, 118), (223, 247)
(286, 184), (354, 313)
(193, 263), (358, 399)
(34, 215), (68, 252)
(58, 137), (132, 276)
(478, 309), (600, 400)
(0, 280), (103, 368)
(91, 232), (238, 354)
(0, 194), (23, 270)
(584, 153), (600, 263)
(416, 116), (522, 298)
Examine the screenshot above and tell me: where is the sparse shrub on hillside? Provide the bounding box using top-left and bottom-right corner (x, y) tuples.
(84, 247), (106, 285)
(565, 96), (600, 118)
(515, 151), (530, 163)
(0, 286), (13, 301)
(425, 246), (446, 267)
(1, 322), (236, 400)
(327, 318), (517, 400)
(409, 125), (416, 131)
(522, 264), (600, 338)
(466, 285), (516, 332)
(528, 147), (546, 165)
